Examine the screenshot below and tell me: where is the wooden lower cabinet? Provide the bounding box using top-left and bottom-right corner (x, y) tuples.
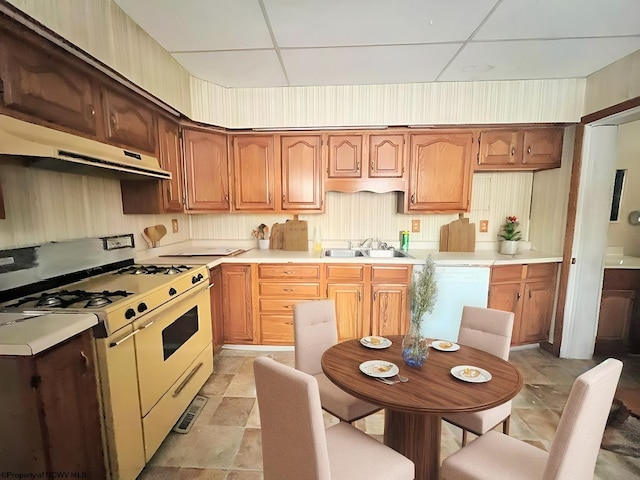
(326, 264), (367, 341)
(370, 265), (411, 337)
(258, 264), (322, 345)
(209, 266), (224, 353)
(0, 331), (105, 477)
(222, 264), (254, 344)
(596, 269), (640, 355)
(488, 263), (559, 346)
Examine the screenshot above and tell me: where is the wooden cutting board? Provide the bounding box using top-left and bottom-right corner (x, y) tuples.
(143, 224), (167, 248)
(269, 223), (284, 250)
(439, 217), (476, 252)
(283, 220), (308, 251)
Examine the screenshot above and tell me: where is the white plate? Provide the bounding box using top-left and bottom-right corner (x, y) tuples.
(431, 340), (460, 352)
(451, 365), (492, 383)
(360, 336), (392, 349)
(359, 360), (399, 378)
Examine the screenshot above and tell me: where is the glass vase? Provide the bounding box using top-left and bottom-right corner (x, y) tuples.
(402, 322), (429, 367)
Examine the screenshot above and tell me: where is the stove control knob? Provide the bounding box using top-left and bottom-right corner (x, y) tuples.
(169, 287), (177, 296)
(137, 303), (148, 313)
(197, 273), (204, 281)
(125, 308), (136, 320)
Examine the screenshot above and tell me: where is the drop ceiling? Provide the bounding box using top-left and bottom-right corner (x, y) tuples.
(114, 0), (640, 88)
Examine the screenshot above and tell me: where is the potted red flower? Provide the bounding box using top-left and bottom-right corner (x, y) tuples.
(499, 216), (522, 254)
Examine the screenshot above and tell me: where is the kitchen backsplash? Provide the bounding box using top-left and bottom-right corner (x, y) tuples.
(0, 161), (548, 252)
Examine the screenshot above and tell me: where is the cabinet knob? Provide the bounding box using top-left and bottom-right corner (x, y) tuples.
(356, 160), (360, 172)
(527, 146), (532, 154)
(370, 160), (374, 171)
(80, 351), (89, 371)
(511, 147), (515, 156)
(516, 292), (521, 300)
(410, 194), (415, 204)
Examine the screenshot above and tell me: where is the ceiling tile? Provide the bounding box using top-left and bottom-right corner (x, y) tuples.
(114, 0), (273, 51)
(264, 0), (497, 47)
(172, 50), (288, 87)
(282, 44), (462, 86)
(439, 37), (640, 81)
(475, 0), (640, 40)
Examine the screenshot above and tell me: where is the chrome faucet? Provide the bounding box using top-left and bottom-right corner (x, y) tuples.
(359, 237), (374, 248)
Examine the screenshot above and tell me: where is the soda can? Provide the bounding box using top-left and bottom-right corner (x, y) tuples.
(401, 231), (410, 251)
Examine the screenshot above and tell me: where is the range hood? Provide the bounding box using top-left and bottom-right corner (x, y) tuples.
(0, 115), (171, 180)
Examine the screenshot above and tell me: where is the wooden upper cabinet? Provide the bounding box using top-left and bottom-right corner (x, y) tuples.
(158, 118), (183, 212)
(0, 33), (98, 136)
(100, 86), (156, 154)
(184, 128), (230, 211)
(327, 134), (363, 178)
(232, 135), (275, 211)
(477, 127), (563, 171)
(368, 134), (405, 178)
(403, 131), (474, 213)
(281, 135), (323, 211)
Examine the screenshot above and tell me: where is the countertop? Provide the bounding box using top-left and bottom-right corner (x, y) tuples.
(603, 254), (640, 269)
(139, 242), (563, 269)
(0, 312), (98, 356)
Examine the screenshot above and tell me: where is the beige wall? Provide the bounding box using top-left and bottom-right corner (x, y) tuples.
(607, 120), (640, 256)
(584, 49), (640, 115)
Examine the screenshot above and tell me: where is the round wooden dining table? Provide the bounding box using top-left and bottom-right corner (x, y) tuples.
(321, 335), (523, 480)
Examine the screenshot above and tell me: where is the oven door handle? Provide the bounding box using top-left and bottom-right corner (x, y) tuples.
(109, 328), (141, 347)
(173, 362), (204, 398)
(139, 320), (155, 329)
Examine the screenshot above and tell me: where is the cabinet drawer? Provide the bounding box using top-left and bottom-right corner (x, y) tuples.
(258, 264), (320, 279)
(260, 314), (295, 344)
(371, 265), (411, 283)
(526, 263), (558, 281)
(259, 282), (321, 297)
(490, 264), (523, 283)
(326, 264), (365, 281)
(259, 298), (303, 312)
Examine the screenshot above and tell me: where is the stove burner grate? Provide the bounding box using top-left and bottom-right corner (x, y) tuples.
(8, 289), (133, 309)
(116, 265), (192, 275)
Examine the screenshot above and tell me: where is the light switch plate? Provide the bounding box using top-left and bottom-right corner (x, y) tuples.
(411, 219), (420, 233)
(172, 219), (179, 233)
(479, 220), (489, 233)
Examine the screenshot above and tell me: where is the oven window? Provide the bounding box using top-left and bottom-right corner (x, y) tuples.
(162, 306), (199, 360)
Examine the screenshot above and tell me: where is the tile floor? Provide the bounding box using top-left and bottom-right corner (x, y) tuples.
(138, 347), (640, 480)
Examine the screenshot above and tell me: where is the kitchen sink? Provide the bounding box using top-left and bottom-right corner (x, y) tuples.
(367, 249), (411, 258)
(323, 248), (411, 258)
(322, 248), (366, 257)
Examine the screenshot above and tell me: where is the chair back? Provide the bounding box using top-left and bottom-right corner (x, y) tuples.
(543, 358), (623, 480)
(293, 299), (339, 375)
(254, 356), (331, 480)
(458, 306), (515, 360)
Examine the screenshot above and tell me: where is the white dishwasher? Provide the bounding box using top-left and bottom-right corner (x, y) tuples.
(415, 265), (490, 342)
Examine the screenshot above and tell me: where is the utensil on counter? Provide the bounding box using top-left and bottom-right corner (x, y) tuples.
(143, 224), (167, 248)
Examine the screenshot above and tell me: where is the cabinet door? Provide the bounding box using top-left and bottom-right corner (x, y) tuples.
(222, 265), (254, 343)
(596, 290), (634, 353)
(232, 135), (275, 210)
(209, 266), (224, 353)
(0, 34), (97, 135)
(184, 128), (230, 211)
(158, 118), (184, 212)
(36, 332), (105, 477)
(371, 283), (407, 337)
(519, 281), (556, 344)
(100, 86), (156, 153)
(281, 135), (323, 210)
(328, 283), (365, 341)
(477, 130), (522, 167)
(488, 282), (522, 344)
(522, 128), (563, 168)
(327, 134), (363, 178)
(368, 134), (405, 178)
(407, 132), (473, 212)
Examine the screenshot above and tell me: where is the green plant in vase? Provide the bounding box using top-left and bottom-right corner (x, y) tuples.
(402, 255), (438, 367)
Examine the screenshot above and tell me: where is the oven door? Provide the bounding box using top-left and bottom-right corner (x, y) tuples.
(134, 285), (212, 416)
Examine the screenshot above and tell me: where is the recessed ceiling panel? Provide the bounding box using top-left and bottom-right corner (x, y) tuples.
(440, 37), (640, 81)
(282, 44), (462, 86)
(475, 0), (640, 40)
(264, 0), (497, 47)
(173, 50), (287, 87)
(114, 0), (273, 51)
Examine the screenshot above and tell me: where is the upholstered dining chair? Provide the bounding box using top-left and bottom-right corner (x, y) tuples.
(293, 299), (381, 422)
(441, 357), (623, 480)
(443, 306), (515, 446)
(253, 356), (415, 480)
